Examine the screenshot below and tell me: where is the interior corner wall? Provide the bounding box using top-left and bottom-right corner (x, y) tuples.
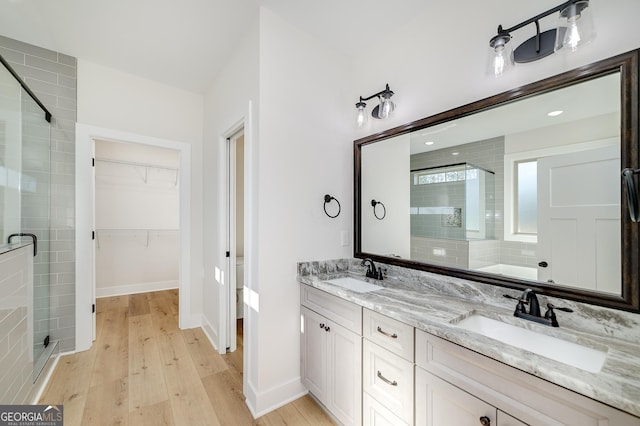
(351, 0), (640, 140)
(0, 35), (77, 352)
(77, 59), (205, 324)
(253, 7), (353, 415)
(202, 11), (259, 354)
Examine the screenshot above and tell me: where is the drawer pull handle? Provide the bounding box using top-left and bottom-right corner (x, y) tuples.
(479, 416), (491, 426)
(376, 326), (398, 339)
(377, 370), (397, 386)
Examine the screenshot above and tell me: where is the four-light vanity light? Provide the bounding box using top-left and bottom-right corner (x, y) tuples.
(488, 0), (595, 77)
(355, 84), (395, 127)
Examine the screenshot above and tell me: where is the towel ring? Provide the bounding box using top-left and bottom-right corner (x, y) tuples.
(371, 199), (386, 220)
(323, 194), (341, 218)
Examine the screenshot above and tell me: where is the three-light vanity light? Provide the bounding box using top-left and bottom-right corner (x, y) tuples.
(488, 0), (595, 77)
(355, 84), (396, 127)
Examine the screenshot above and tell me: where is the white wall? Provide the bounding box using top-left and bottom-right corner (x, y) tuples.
(201, 2), (259, 399)
(254, 8), (353, 415)
(351, 0), (640, 140)
(77, 59), (205, 323)
(203, 6), (353, 416)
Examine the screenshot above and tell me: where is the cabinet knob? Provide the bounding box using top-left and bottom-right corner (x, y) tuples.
(324, 325), (330, 332)
(319, 323), (325, 329)
(479, 416), (491, 426)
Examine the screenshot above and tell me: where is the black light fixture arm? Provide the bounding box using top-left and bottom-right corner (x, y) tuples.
(358, 84), (393, 104)
(497, 0), (585, 35)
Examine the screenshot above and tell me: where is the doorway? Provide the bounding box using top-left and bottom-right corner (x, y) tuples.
(76, 123), (193, 351)
(226, 129), (245, 353)
(93, 140), (180, 300)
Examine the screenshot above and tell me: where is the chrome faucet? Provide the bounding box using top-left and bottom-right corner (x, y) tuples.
(361, 258), (384, 280)
(504, 288), (573, 327)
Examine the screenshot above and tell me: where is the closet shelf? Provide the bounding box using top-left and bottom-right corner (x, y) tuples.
(95, 157), (179, 185)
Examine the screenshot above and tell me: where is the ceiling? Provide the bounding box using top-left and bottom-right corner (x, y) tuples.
(409, 72), (621, 154)
(0, 0), (430, 93)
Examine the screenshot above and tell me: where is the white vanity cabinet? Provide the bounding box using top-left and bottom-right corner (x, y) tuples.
(415, 329), (640, 426)
(300, 285), (362, 426)
(362, 309), (415, 426)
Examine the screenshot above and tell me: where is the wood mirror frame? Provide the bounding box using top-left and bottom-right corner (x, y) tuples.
(354, 49), (639, 312)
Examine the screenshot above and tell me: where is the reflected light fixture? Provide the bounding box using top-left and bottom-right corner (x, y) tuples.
(547, 110), (564, 116)
(488, 0), (595, 77)
(355, 84), (395, 127)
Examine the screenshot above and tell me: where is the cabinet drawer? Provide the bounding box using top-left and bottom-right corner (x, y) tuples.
(363, 339), (414, 425)
(363, 308), (414, 361)
(363, 392), (410, 426)
(301, 284), (362, 334)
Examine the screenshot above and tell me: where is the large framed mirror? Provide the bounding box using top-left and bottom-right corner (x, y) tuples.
(355, 50), (639, 312)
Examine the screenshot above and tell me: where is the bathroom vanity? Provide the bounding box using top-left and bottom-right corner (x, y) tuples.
(298, 259), (640, 426)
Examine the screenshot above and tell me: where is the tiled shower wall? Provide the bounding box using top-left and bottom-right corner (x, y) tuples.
(0, 246), (33, 403)
(0, 36), (77, 351)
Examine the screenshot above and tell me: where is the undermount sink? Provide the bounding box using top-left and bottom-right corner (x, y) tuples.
(455, 314), (607, 373)
(325, 277), (383, 293)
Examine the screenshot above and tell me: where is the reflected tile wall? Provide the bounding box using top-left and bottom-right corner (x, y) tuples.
(0, 36), (76, 351)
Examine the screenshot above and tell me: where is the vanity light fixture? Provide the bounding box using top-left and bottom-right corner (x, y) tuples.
(488, 0), (595, 77)
(355, 84), (396, 127)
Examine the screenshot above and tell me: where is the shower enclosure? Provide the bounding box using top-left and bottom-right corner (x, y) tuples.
(0, 54), (55, 382)
(410, 162), (495, 240)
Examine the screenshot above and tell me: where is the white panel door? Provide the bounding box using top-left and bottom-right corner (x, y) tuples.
(300, 307), (328, 403)
(537, 145), (620, 293)
(328, 318), (362, 426)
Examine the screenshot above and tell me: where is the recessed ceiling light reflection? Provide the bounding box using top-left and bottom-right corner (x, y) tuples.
(547, 110), (564, 117)
(425, 141), (435, 146)
(451, 152), (460, 156)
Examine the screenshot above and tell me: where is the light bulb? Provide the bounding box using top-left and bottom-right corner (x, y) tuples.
(555, 0), (595, 52)
(355, 101), (367, 127)
(487, 33), (514, 77)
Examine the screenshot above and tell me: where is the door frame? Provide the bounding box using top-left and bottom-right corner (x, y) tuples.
(75, 123), (192, 351)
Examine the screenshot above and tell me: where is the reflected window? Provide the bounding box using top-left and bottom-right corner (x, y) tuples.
(516, 160), (537, 234)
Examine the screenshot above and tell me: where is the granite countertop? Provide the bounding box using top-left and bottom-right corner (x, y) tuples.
(297, 260), (640, 418)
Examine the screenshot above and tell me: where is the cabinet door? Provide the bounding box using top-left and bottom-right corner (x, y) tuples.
(416, 367), (495, 426)
(301, 306), (328, 403)
(327, 317), (362, 426)
(498, 410), (528, 426)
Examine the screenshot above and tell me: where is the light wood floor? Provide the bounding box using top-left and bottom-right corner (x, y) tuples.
(39, 290), (335, 426)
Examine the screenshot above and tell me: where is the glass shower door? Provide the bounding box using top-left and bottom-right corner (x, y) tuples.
(20, 87), (52, 381)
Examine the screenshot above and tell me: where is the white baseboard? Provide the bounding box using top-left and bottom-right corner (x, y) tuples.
(201, 314), (221, 353)
(245, 376), (308, 418)
(96, 280), (178, 298)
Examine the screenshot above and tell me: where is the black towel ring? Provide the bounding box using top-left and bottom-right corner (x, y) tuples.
(323, 194), (341, 218)
(371, 199), (386, 220)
